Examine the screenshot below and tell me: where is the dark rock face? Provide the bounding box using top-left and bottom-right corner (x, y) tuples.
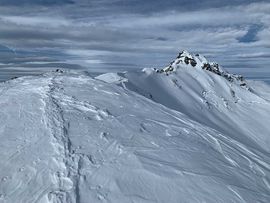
(183, 56), (197, 67)
(190, 59), (197, 67)
(184, 57), (189, 64)
(202, 63), (211, 70)
(56, 69), (64, 73)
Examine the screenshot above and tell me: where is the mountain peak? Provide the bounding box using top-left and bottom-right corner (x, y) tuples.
(157, 50), (247, 88)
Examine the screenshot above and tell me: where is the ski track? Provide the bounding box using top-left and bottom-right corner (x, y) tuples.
(44, 76), (82, 202)
(42, 75), (114, 202)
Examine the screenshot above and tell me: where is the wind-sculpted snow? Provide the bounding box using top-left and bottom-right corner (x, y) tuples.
(0, 67), (270, 202)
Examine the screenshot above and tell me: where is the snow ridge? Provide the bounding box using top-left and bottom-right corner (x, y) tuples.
(1, 54), (270, 202)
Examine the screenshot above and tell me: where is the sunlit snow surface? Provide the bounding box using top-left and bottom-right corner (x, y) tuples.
(1, 64), (270, 202)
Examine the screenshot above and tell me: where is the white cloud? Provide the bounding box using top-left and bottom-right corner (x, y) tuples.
(0, 15), (70, 27)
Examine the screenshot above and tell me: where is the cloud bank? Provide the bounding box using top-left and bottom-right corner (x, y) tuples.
(0, 0), (269, 82)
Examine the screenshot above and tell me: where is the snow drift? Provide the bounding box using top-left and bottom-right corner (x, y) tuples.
(1, 51), (270, 203)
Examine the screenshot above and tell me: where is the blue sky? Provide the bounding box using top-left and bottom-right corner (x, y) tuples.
(0, 0), (269, 82)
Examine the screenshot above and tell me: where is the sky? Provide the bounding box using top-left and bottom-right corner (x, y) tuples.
(0, 0), (269, 82)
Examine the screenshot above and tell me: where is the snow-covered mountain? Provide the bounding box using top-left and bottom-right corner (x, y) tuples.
(1, 51), (270, 203)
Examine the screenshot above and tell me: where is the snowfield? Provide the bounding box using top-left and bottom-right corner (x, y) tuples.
(1, 51), (270, 202)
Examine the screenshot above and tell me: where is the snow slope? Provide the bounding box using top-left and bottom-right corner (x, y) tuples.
(117, 51), (270, 153)
(0, 51), (270, 202)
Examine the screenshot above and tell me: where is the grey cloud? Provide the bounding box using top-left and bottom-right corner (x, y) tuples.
(75, 0), (267, 14)
(0, 1), (269, 82)
(236, 52), (270, 59)
(0, 0), (74, 6)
